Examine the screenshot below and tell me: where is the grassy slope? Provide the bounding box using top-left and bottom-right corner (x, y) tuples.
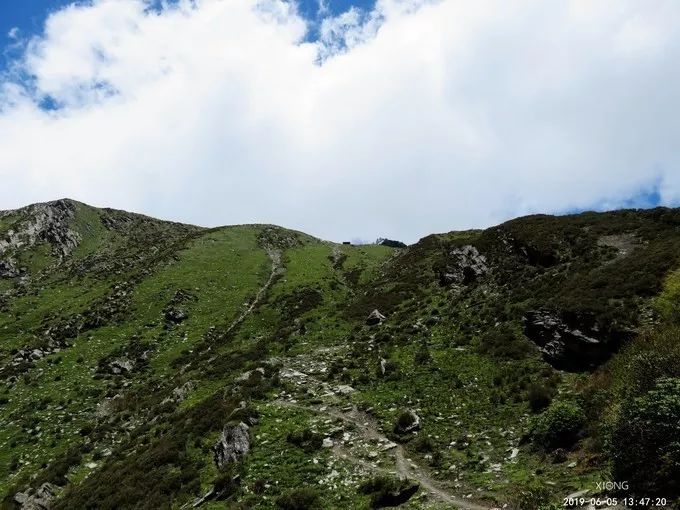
(0, 202), (679, 509)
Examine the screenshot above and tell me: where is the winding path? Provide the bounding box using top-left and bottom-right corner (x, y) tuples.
(273, 379), (495, 510)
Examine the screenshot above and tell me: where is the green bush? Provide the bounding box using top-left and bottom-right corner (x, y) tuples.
(532, 401), (585, 450)
(508, 482), (553, 510)
(527, 383), (554, 413)
(611, 377), (680, 500)
(477, 324), (533, 360)
(359, 475), (419, 508)
(286, 428), (323, 453)
(275, 487), (322, 510)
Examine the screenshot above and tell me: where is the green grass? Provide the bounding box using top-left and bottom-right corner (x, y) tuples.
(2, 202), (680, 508)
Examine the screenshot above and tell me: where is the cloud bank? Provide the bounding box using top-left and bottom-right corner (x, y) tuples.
(1, 0), (679, 242)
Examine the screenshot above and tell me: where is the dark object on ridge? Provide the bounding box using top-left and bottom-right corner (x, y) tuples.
(376, 238), (407, 248)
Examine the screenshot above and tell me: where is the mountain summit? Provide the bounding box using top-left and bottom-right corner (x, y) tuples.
(1, 201), (679, 509)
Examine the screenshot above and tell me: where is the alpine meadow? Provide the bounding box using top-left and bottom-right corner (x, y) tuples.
(1, 199), (679, 509)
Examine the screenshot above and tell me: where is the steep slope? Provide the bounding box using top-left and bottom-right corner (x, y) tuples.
(0, 201), (679, 509)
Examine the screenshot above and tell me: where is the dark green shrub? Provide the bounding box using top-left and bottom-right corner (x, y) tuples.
(532, 401), (585, 450)
(527, 384), (554, 413)
(286, 428), (323, 453)
(508, 482), (553, 510)
(477, 324), (533, 360)
(414, 343), (432, 365)
(359, 476), (419, 508)
(275, 487), (322, 509)
(611, 377), (680, 500)
(413, 436), (435, 453)
(393, 410), (419, 434)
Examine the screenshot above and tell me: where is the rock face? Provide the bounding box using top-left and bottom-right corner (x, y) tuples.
(523, 310), (625, 371)
(366, 309), (386, 326)
(438, 245), (489, 286)
(14, 482), (58, 510)
(0, 199), (81, 260)
(213, 422), (250, 469)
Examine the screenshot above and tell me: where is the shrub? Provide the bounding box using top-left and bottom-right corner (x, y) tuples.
(286, 428), (323, 453)
(359, 476), (419, 508)
(393, 410), (419, 434)
(508, 482), (553, 510)
(527, 384), (554, 413)
(477, 324), (533, 360)
(611, 377), (680, 500)
(532, 401), (585, 450)
(275, 488), (322, 510)
(414, 343), (432, 365)
(412, 436), (435, 453)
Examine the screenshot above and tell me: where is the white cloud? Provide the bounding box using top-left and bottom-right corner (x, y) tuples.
(1, 0), (679, 243)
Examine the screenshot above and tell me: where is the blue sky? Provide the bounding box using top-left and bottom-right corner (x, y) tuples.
(0, 1), (678, 242)
(1, 0), (375, 49)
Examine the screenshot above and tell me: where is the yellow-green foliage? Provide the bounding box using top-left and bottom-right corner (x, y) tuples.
(654, 268), (680, 323)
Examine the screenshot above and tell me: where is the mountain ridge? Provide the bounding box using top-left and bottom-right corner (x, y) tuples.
(1, 200), (679, 509)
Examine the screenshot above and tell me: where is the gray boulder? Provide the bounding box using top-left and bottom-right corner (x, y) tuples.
(213, 422), (250, 469)
(366, 309), (386, 326)
(439, 245), (489, 286)
(14, 482), (57, 510)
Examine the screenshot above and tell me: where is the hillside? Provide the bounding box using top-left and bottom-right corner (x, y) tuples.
(1, 199), (679, 509)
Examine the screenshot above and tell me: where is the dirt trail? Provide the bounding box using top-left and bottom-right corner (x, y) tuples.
(273, 373), (495, 510)
(225, 247), (282, 335)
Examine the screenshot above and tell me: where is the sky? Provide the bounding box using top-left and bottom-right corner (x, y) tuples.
(0, 0), (678, 244)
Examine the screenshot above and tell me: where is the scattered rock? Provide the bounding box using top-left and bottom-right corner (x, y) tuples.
(438, 245), (489, 286)
(335, 384), (355, 395)
(322, 438), (334, 448)
(213, 422), (251, 469)
(235, 368), (265, 384)
(366, 309), (386, 326)
(162, 380), (197, 404)
(164, 306), (188, 324)
(13, 482), (58, 510)
(0, 258), (23, 278)
(109, 359), (133, 375)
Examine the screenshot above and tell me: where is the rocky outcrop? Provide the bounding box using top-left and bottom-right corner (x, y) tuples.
(0, 258), (23, 278)
(213, 422), (250, 469)
(366, 309), (386, 326)
(523, 310), (626, 371)
(13, 482), (58, 510)
(376, 238), (407, 248)
(0, 199), (81, 260)
(109, 358), (134, 375)
(163, 289), (196, 324)
(438, 245), (489, 286)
